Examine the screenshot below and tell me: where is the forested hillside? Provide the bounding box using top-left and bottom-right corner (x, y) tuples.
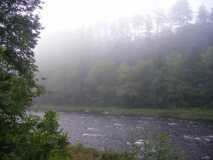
(36, 0), (213, 107)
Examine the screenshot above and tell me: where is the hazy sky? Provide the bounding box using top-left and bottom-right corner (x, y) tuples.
(39, 0), (213, 34)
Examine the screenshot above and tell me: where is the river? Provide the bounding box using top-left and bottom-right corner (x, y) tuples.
(33, 111), (213, 160)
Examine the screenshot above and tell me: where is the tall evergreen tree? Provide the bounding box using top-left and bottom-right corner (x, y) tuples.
(209, 8), (213, 23)
(197, 4), (209, 24)
(170, 0), (192, 26)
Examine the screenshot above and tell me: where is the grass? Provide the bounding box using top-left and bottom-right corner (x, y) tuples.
(31, 105), (213, 121)
(66, 144), (136, 160)
(65, 133), (183, 160)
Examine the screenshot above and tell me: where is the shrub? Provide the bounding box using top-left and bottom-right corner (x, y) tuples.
(142, 133), (183, 160)
(1, 111), (71, 160)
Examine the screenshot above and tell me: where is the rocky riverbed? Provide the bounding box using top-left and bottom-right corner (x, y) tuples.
(32, 111), (213, 160)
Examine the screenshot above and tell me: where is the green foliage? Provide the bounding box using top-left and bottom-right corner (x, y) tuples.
(0, 111), (70, 160)
(0, 1), (70, 160)
(143, 134), (182, 160)
(66, 134), (183, 160)
(34, 1), (213, 108)
(0, 0), (42, 113)
(101, 152), (135, 160)
(202, 47), (213, 69)
(67, 144), (136, 160)
(201, 47), (213, 104)
(37, 45), (213, 107)
(35, 1), (213, 108)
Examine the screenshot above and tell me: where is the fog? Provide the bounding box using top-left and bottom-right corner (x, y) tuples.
(2, 1), (213, 160)
(38, 0), (212, 33)
(35, 0), (213, 63)
(34, 0), (213, 107)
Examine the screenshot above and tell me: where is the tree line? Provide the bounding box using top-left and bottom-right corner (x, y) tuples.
(37, 0), (213, 107)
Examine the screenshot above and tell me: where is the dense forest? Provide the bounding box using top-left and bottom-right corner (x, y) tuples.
(36, 0), (213, 107)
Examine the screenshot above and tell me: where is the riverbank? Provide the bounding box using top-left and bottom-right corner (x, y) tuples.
(66, 144), (136, 160)
(30, 107), (213, 160)
(31, 105), (213, 121)
(66, 136), (182, 160)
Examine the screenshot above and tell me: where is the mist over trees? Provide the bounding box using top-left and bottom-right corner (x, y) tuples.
(36, 0), (213, 107)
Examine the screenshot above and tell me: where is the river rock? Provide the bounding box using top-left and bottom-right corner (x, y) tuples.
(126, 141), (131, 145)
(168, 122), (177, 126)
(134, 139), (144, 147)
(195, 137), (201, 141)
(184, 135), (194, 140)
(82, 133), (103, 137)
(201, 155), (211, 160)
(113, 123), (123, 127)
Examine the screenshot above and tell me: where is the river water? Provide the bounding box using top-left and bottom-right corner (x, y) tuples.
(33, 112), (213, 160)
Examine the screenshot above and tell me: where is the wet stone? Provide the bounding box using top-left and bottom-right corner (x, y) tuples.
(168, 122), (178, 126)
(184, 135), (194, 140)
(82, 133), (103, 137)
(203, 138), (211, 142)
(195, 137), (201, 141)
(134, 139), (145, 147)
(103, 111), (109, 114)
(113, 123), (123, 127)
(87, 127), (98, 131)
(126, 141), (131, 145)
(201, 155), (211, 160)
